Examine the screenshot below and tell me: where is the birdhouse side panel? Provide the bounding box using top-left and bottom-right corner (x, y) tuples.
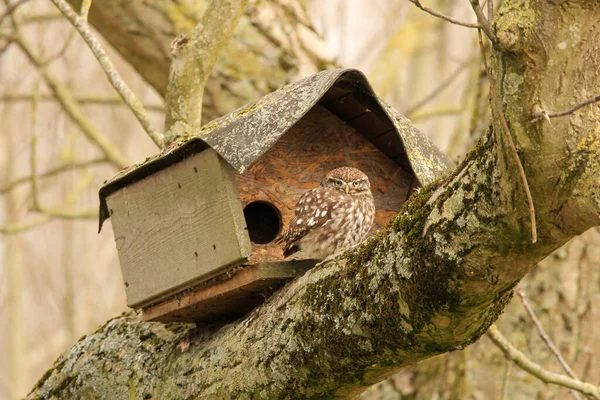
(106, 149), (252, 308)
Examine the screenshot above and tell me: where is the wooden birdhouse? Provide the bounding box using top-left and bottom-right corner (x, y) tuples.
(98, 69), (454, 323)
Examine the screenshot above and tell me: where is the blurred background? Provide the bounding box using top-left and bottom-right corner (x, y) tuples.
(1, 0), (598, 399)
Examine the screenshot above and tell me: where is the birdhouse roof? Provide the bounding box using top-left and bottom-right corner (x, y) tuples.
(98, 68), (454, 232)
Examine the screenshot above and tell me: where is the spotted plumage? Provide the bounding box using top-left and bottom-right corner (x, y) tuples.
(279, 166), (375, 260)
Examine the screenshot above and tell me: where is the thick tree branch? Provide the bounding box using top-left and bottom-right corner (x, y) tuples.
(163, 0), (247, 145)
(27, 1), (600, 398)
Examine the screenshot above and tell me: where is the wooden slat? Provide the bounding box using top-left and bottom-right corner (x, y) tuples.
(142, 261), (314, 323)
(107, 149), (252, 308)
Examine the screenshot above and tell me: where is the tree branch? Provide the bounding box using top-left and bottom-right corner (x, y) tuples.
(516, 286), (580, 381)
(163, 0), (248, 145)
(0, 216), (50, 235)
(50, 0), (163, 148)
(0, 158), (107, 195)
(8, 31), (129, 168)
(469, 0), (495, 42)
(487, 325), (600, 399)
(405, 60), (472, 117)
(0, 93), (164, 112)
(531, 94), (600, 122)
(409, 0), (482, 29)
(28, 80), (98, 220)
(26, 1), (600, 398)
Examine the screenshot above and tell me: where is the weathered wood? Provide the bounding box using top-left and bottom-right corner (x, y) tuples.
(106, 149), (252, 308)
(236, 105), (416, 264)
(142, 261), (314, 322)
(97, 69), (454, 232)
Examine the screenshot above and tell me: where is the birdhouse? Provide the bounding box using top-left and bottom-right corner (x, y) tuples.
(98, 68), (454, 323)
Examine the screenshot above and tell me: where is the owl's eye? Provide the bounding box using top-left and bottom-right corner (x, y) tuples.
(334, 180), (343, 187)
(352, 181), (361, 188)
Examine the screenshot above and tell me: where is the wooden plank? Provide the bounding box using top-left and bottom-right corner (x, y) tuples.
(142, 261), (313, 323)
(107, 149), (252, 308)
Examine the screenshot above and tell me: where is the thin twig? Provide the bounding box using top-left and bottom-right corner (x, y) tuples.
(50, 0), (163, 148)
(487, 0), (494, 21)
(0, 0), (28, 24)
(0, 158), (107, 195)
(487, 325), (600, 399)
(1, 93), (165, 112)
(469, 0), (495, 42)
(8, 21), (129, 168)
(405, 61), (472, 117)
(477, 29), (537, 243)
(22, 12), (62, 23)
(516, 287), (580, 380)
(29, 81), (97, 220)
(409, 0), (482, 29)
(409, 107), (463, 122)
(0, 217), (51, 234)
(531, 94), (600, 122)
(501, 358), (512, 400)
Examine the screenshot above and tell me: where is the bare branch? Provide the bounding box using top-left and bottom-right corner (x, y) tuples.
(0, 0), (28, 25)
(164, 0), (249, 144)
(516, 286), (580, 381)
(0, 158), (107, 195)
(10, 32), (129, 168)
(477, 30), (537, 243)
(409, 107), (463, 122)
(469, 0), (494, 42)
(409, 0), (482, 29)
(28, 81), (98, 220)
(501, 358), (512, 400)
(50, 0), (164, 148)
(487, 325), (600, 399)
(1, 93), (165, 112)
(79, 0), (91, 21)
(532, 94), (600, 122)
(0, 216), (51, 234)
(405, 60), (472, 117)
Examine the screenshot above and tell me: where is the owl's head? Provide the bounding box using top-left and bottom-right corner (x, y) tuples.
(323, 166), (371, 194)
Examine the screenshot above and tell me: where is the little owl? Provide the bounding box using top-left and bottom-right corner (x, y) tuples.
(279, 166), (375, 260)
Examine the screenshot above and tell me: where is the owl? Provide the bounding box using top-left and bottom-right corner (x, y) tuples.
(279, 166), (375, 261)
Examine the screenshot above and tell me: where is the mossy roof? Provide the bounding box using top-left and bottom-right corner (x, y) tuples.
(98, 68), (454, 231)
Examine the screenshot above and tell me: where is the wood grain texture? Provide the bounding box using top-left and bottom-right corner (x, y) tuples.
(142, 261), (314, 322)
(236, 105), (416, 264)
(106, 149), (252, 308)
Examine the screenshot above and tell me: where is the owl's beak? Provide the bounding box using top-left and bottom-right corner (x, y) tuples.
(344, 185), (349, 194)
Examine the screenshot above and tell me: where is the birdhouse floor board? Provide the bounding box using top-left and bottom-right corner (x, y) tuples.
(141, 261), (314, 323)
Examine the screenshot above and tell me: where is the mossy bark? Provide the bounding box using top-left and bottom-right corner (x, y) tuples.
(29, 0), (600, 398)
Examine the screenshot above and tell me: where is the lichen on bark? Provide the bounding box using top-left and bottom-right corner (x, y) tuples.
(29, 0), (600, 398)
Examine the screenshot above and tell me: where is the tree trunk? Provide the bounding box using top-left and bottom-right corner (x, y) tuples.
(28, 1), (600, 398)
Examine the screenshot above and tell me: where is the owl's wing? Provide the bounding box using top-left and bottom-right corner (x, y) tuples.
(279, 188), (333, 257)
